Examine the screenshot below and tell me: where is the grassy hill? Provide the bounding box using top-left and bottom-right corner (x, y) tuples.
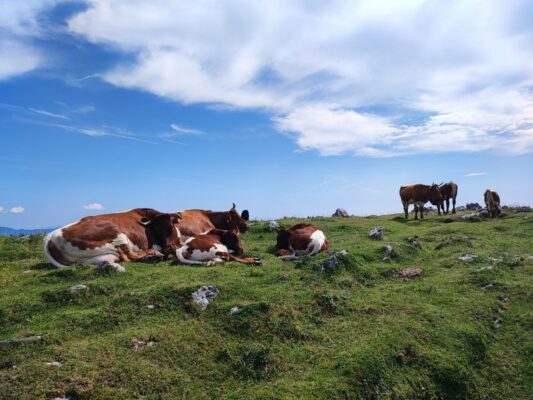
(1, 211), (532, 400)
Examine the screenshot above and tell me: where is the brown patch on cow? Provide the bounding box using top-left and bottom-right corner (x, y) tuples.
(47, 240), (73, 266)
(177, 205), (250, 237)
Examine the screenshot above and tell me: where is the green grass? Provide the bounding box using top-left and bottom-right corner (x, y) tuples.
(1, 211), (532, 399)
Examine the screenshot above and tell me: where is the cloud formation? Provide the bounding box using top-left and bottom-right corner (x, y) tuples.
(464, 172), (488, 177)
(83, 203), (103, 210)
(4, 1), (533, 156)
(10, 206), (25, 214)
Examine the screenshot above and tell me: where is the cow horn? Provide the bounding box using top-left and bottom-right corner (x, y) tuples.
(231, 202), (236, 210)
(139, 217), (151, 226)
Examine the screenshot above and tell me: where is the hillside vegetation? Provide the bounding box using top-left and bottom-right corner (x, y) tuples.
(1, 211), (532, 399)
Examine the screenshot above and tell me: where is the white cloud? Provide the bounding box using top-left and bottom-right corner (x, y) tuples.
(464, 172), (488, 177)
(10, 206), (25, 214)
(0, 206), (4, 213)
(61, 1), (533, 156)
(164, 123), (205, 137)
(83, 203), (104, 210)
(28, 107), (69, 120)
(0, 40), (42, 80)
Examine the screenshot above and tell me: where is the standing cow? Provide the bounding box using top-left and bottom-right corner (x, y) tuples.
(43, 208), (181, 271)
(176, 203), (250, 239)
(274, 223), (329, 260)
(439, 181), (458, 214)
(400, 184), (443, 219)
(176, 228), (261, 265)
(484, 189), (501, 218)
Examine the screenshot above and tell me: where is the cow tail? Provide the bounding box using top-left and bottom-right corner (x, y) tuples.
(42, 233), (68, 269)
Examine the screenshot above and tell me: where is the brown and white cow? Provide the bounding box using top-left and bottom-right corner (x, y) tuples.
(176, 203), (250, 239)
(274, 223), (329, 260)
(176, 228), (261, 265)
(400, 184), (443, 219)
(484, 189), (501, 218)
(439, 181), (458, 214)
(43, 208), (182, 272)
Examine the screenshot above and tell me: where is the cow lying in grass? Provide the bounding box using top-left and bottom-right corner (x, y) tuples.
(274, 223), (329, 260)
(176, 228), (261, 265)
(43, 208), (181, 271)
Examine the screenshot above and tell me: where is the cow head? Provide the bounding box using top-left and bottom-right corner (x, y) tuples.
(139, 212), (182, 257)
(429, 183), (444, 206)
(219, 228), (244, 255)
(225, 203), (250, 233)
(274, 227), (291, 254)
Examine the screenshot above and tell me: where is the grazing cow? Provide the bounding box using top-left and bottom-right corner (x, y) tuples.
(274, 223), (329, 260)
(176, 228), (261, 265)
(176, 203), (250, 239)
(439, 181), (458, 214)
(399, 184), (443, 219)
(484, 189), (501, 218)
(43, 208), (182, 271)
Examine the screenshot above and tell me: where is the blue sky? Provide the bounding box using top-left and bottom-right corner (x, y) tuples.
(1, 0), (532, 228)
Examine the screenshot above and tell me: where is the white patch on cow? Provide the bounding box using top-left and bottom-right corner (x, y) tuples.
(43, 228), (139, 268)
(176, 242), (228, 265)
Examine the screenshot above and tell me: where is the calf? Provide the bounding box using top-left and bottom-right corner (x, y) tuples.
(43, 208), (181, 271)
(400, 184), (443, 219)
(439, 181), (458, 214)
(274, 223), (329, 260)
(176, 203), (250, 239)
(176, 228), (261, 265)
(484, 189), (501, 218)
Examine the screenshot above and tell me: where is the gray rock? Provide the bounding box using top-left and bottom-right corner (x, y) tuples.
(0, 336), (43, 347)
(515, 206), (532, 213)
(332, 208), (349, 217)
(278, 273), (289, 281)
(230, 306), (241, 314)
(368, 227), (384, 239)
(146, 304), (155, 310)
(406, 237), (421, 248)
(191, 285), (219, 309)
(132, 338), (156, 351)
(395, 268), (423, 279)
(69, 284), (88, 292)
(53, 397), (70, 400)
(482, 283), (494, 290)
(458, 253), (478, 262)
(466, 202), (482, 210)
(321, 250), (349, 273)
(46, 361), (62, 367)
(268, 220), (280, 231)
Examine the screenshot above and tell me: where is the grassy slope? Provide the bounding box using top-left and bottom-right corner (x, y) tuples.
(0, 211), (532, 400)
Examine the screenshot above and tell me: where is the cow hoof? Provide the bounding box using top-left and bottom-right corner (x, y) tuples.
(97, 262), (126, 273)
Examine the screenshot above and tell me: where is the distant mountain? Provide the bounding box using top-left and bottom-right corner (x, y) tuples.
(0, 226), (56, 236)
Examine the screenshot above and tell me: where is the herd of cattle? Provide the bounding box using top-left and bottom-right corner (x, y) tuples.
(42, 183), (501, 271)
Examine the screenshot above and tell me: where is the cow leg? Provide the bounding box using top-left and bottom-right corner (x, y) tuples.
(219, 253), (262, 265)
(82, 255), (126, 273)
(403, 202), (409, 219)
(413, 205), (418, 220)
(117, 245), (162, 262)
(452, 197), (456, 214)
(445, 199), (450, 214)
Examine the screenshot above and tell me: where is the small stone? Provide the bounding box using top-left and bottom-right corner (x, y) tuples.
(498, 295), (510, 303)
(230, 306), (241, 314)
(278, 273), (289, 281)
(53, 397), (70, 400)
(46, 361), (62, 367)
(97, 262), (126, 273)
(406, 237), (421, 248)
(146, 304), (155, 310)
(132, 338), (156, 351)
(332, 208), (350, 217)
(478, 266), (493, 271)
(368, 227), (384, 239)
(69, 284), (88, 292)
(320, 250), (349, 273)
(0, 336), (43, 347)
(191, 285), (219, 310)
(268, 220), (280, 231)
(493, 316), (502, 328)
(395, 268), (423, 279)
(22, 270), (35, 274)
(458, 254), (477, 262)
(384, 245), (394, 256)
(482, 283), (494, 290)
